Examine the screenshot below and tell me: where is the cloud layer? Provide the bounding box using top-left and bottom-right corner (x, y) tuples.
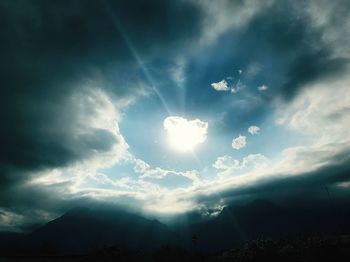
(0, 0), (350, 231)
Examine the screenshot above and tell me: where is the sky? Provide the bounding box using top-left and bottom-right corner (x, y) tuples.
(1, 0), (350, 231)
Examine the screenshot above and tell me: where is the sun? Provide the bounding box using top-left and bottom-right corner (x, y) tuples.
(163, 116), (208, 152)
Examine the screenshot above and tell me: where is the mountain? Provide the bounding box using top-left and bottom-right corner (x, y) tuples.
(1, 199), (349, 255)
(186, 199), (350, 251)
(1, 207), (179, 255)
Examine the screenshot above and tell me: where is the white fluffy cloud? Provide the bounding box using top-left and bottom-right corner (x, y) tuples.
(213, 154), (268, 171)
(213, 154), (269, 178)
(213, 155), (240, 170)
(163, 116), (208, 152)
(211, 79), (229, 91)
(232, 135), (246, 150)
(242, 154), (269, 169)
(248, 125), (260, 135)
(211, 79), (245, 93)
(132, 158), (201, 186)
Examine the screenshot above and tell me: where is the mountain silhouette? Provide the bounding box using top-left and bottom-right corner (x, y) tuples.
(1, 199), (349, 255)
(1, 207), (179, 255)
(186, 199), (350, 251)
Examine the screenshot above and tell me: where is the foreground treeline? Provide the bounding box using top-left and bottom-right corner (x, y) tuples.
(82, 236), (350, 262)
(3, 200), (350, 256)
(2, 235), (350, 262)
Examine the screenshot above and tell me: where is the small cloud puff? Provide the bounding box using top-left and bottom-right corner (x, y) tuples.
(258, 84), (268, 91)
(211, 79), (230, 91)
(248, 125), (260, 135)
(232, 135), (246, 150)
(211, 78), (245, 93)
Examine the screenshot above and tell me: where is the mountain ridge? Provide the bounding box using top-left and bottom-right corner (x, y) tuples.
(1, 199), (350, 255)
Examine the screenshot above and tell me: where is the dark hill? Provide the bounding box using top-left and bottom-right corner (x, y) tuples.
(187, 199), (350, 251)
(1, 207), (179, 255)
(1, 199), (350, 255)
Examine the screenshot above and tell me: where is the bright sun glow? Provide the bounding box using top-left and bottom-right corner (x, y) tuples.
(163, 116), (208, 152)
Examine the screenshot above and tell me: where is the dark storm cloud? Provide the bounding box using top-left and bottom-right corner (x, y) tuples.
(255, 2), (349, 100)
(194, 149), (350, 208)
(0, 0), (202, 181)
(180, 0), (349, 131)
(0, 178), (149, 232)
(0, 0), (203, 226)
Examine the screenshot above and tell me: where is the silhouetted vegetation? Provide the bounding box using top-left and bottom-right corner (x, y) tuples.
(80, 236), (350, 262)
(1, 202), (350, 261)
(2, 236), (349, 261)
(220, 236), (350, 262)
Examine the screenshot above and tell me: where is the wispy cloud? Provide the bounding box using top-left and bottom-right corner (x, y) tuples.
(257, 85), (268, 91)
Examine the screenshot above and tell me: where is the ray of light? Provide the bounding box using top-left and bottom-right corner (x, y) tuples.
(101, 0), (172, 116)
(102, 0), (203, 171)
